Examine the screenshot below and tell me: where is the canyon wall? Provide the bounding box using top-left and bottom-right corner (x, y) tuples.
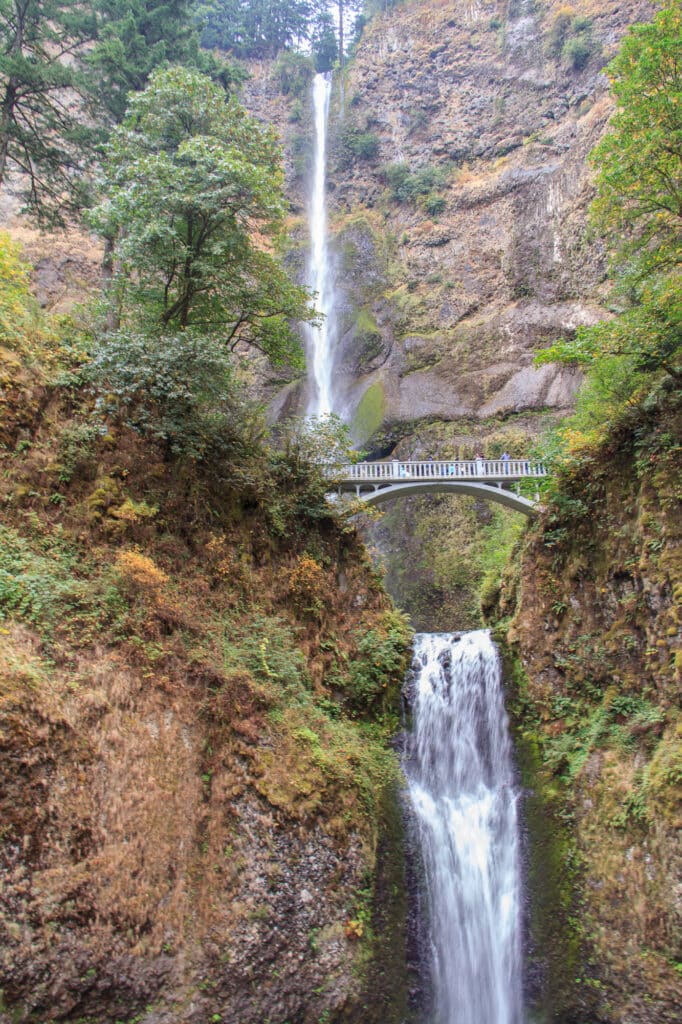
(241, 0), (656, 627)
(495, 390), (681, 1023)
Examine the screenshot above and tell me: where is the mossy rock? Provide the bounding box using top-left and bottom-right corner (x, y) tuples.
(352, 382), (387, 444)
(340, 308), (390, 376)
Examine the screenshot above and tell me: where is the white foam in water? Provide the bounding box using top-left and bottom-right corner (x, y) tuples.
(404, 630), (523, 1024)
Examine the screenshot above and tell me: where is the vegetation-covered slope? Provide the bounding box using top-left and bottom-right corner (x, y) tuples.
(493, 388), (681, 1023)
(0, 243), (414, 1023)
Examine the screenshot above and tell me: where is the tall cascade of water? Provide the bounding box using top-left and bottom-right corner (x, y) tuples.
(304, 73), (334, 417)
(405, 630), (523, 1024)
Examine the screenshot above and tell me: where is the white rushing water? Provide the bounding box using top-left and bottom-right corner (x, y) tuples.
(304, 73), (335, 417)
(405, 631), (523, 1024)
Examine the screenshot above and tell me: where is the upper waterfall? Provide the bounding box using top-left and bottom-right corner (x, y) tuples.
(304, 72), (335, 418)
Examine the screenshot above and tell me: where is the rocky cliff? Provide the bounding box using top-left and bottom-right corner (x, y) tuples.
(0, 339), (415, 1024)
(325, 0), (654, 444)
(494, 388), (681, 1023)
(239, 0), (656, 629)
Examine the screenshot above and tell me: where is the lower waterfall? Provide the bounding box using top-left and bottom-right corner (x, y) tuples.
(404, 630), (523, 1024)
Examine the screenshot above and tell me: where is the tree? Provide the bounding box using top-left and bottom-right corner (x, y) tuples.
(199, 0), (313, 58)
(539, 1), (682, 381)
(310, 8), (337, 73)
(91, 66), (315, 365)
(329, 0), (362, 69)
(88, 0), (240, 125)
(589, 0), (681, 276)
(0, 0), (98, 226)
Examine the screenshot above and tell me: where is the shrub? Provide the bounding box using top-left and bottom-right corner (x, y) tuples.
(115, 550), (169, 596)
(288, 555), (329, 619)
(272, 50), (315, 97)
(563, 34), (593, 70)
(340, 124), (380, 163)
(380, 162), (449, 206)
(88, 330), (252, 460)
(223, 613), (310, 692)
(547, 9), (598, 70)
(419, 193), (446, 216)
(0, 525), (85, 628)
(342, 610), (412, 711)
(57, 422), (103, 483)
(547, 7), (576, 57)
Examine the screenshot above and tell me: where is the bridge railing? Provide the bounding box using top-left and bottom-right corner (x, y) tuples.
(324, 459), (547, 482)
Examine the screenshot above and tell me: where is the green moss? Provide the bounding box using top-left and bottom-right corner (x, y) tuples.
(500, 648), (592, 1020)
(352, 382), (386, 444)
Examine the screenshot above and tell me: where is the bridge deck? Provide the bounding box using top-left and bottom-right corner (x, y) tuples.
(328, 459), (546, 485)
(325, 459), (546, 516)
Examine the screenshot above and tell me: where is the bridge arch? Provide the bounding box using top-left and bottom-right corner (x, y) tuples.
(355, 480), (538, 516)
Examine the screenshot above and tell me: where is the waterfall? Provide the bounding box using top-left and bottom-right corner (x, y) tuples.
(304, 72), (335, 418)
(404, 631), (523, 1024)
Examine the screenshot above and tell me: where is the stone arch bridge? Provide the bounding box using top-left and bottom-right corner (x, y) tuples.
(325, 459), (547, 517)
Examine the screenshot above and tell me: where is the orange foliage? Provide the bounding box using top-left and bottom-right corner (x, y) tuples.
(287, 555), (328, 616)
(115, 550), (169, 595)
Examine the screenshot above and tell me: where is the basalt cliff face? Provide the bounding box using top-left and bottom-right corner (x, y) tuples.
(495, 392), (682, 1024)
(244, 0), (653, 447)
(241, 0), (656, 628)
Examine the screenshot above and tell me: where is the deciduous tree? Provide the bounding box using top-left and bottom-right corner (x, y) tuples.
(91, 66), (315, 365)
(539, 1), (682, 381)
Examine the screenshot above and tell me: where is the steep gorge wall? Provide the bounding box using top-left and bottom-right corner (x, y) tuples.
(494, 392), (681, 1023)
(0, 362), (416, 1024)
(241, 0), (656, 628)
(325, 0), (653, 444)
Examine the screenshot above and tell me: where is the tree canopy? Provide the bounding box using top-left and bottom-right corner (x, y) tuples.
(200, 0), (314, 58)
(92, 66), (315, 365)
(590, 0), (681, 275)
(88, 0), (241, 125)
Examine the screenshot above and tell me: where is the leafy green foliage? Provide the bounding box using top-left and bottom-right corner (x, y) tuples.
(91, 66), (314, 365)
(537, 271), (681, 382)
(590, 2), (681, 271)
(88, 329), (257, 458)
(0, 524), (95, 629)
(270, 413), (360, 476)
(223, 612), (310, 692)
(537, 2), (682, 463)
(379, 161), (449, 208)
(340, 610), (412, 711)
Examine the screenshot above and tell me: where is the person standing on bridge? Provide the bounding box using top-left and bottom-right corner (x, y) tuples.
(475, 452), (485, 475)
(501, 451), (510, 474)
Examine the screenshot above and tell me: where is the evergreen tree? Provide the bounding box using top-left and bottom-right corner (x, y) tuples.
(200, 0), (312, 58)
(89, 0), (240, 125)
(310, 8), (337, 72)
(0, 0), (98, 226)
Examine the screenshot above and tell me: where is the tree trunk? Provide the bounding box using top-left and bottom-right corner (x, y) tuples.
(101, 235), (121, 332)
